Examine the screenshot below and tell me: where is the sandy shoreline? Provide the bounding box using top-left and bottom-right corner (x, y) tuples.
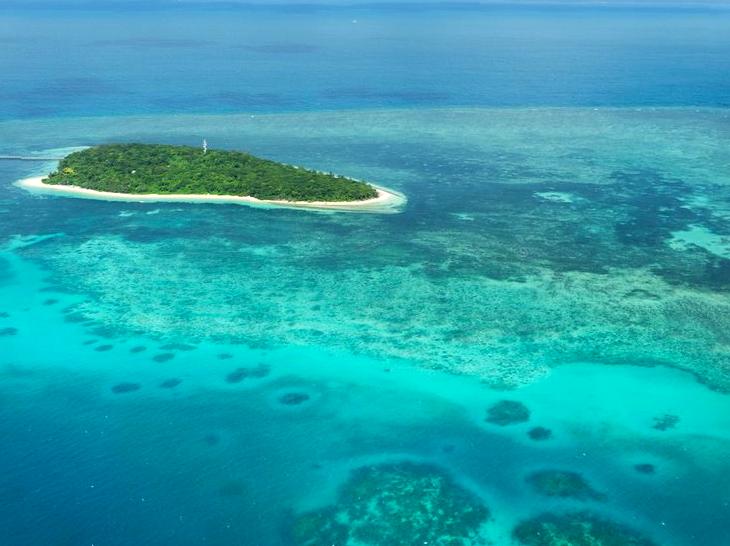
(16, 176), (406, 214)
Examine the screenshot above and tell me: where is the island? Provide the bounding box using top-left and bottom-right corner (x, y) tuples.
(18, 143), (405, 213)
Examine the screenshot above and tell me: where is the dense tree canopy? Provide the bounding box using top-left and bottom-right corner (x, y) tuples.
(45, 143), (378, 202)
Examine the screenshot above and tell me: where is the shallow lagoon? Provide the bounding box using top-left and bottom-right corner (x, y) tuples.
(1, 249), (729, 545)
(1, 106), (729, 544)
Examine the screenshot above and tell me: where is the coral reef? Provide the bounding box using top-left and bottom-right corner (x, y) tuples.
(527, 426), (552, 441)
(526, 470), (605, 501)
(226, 364), (270, 384)
(513, 511), (657, 546)
(152, 353), (175, 363)
(291, 507), (349, 546)
(652, 414), (680, 431)
(485, 400), (530, 426)
(290, 461), (489, 546)
(278, 392), (310, 405)
(22, 109), (730, 392)
(226, 368), (248, 383)
(37, 232), (730, 391)
(111, 382), (141, 394)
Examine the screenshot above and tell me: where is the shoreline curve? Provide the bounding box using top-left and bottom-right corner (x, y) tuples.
(16, 176), (407, 214)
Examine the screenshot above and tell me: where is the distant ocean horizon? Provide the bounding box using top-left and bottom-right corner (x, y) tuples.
(2, 2), (730, 122)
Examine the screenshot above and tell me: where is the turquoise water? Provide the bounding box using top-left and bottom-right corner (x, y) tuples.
(2, 4), (730, 546)
(2, 107), (729, 545)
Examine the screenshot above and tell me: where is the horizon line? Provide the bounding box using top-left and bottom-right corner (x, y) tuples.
(4, 1), (730, 12)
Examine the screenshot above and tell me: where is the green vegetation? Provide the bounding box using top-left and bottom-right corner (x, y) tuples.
(44, 143), (378, 202)
(290, 461), (489, 546)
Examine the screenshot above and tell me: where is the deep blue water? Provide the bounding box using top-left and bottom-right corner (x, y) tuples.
(2, 4), (730, 120)
(1, 4), (730, 546)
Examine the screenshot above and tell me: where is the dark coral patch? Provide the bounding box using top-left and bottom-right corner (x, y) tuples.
(95, 344), (113, 352)
(291, 506), (348, 546)
(130, 345), (147, 353)
(159, 378), (181, 389)
(111, 382), (141, 394)
(226, 364), (270, 383)
(290, 462), (489, 546)
(485, 400), (530, 426)
(513, 511), (657, 546)
(634, 463), (656, 475)
(217, 352), (234, 360)
(652, 414), (679, 431)
(82, 339), (98, 345)
(528, 426), (552, 441)
(278, 392), (310, 406)
(226, 368), (248, 383)
(0, 312), (9, 318)
(160, 342), (196, 351)
(153, 353), (175, 363)
(526, 470), (605, 501)
(0, 327), (19, 337)
(43, 298), (59, 306)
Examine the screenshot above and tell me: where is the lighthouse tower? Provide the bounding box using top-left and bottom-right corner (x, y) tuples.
(202, 139), (208, 154)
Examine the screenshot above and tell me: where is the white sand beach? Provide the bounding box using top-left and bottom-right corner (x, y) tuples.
(17, 176), (406, 214)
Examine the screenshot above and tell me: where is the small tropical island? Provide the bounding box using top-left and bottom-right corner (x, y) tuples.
(19, 143), (405, 213)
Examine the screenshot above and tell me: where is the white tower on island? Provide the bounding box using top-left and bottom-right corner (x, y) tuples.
(203, 139), (208, 154)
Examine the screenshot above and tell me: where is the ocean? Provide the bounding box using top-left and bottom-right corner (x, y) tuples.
(0, 3), (729, 546)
